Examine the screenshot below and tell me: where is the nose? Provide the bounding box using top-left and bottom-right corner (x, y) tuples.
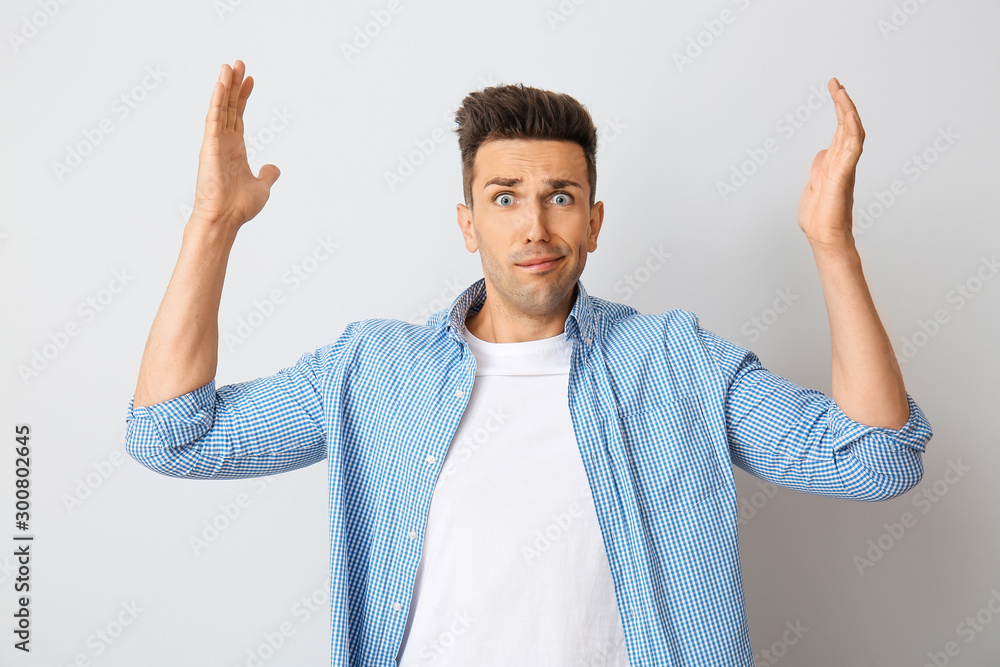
(518, 198), (550, 244)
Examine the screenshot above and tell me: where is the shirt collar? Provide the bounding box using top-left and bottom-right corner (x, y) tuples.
(444, 277), (597, 347)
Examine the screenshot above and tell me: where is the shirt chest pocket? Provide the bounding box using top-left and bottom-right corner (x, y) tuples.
(618, 394), (724, 514)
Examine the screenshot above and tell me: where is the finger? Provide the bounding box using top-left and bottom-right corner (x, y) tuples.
(810, 149), (826, 177)
(236, 75), (253, 119)
(840, 86), (865, 145)
(205, 64), (228, 137)
(235, 75), (253, 135)
(257, 163), (280, 188)
(805, 149), (826, 190)
(226, 59), (246, 130)
(829, 78), (865, 154)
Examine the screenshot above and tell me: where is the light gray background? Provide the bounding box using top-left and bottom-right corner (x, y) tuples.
(2, 1), (998, 665)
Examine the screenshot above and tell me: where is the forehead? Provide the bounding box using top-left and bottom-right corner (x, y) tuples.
(474, 139), (587, 182)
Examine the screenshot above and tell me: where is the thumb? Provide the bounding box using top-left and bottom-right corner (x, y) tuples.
(809, 149), (826, 178)
(257, 163), (280, 188)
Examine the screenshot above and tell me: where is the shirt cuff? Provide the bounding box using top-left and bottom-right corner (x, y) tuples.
(126, 379), (218, 448)
(827, 392), (933, 453)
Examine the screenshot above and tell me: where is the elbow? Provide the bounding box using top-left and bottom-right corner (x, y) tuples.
(124, 389), (222, 478)
(124, 418), (206, 479)
(124, 432), (186, 478)
(124, 417), (169, 474)
(852, 446), (925, 502)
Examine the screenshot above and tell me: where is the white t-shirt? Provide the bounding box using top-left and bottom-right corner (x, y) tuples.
(396, 326), (629, 666)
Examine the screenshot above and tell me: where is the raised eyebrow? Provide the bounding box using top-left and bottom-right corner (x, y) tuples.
(483, 177), (520, 189)
(482, 177), (583, 190)
(545, 179), (583, 191)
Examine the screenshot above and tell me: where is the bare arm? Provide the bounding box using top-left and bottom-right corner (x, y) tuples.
(133, 60), (279, 407)
(798, 78), (909, 429)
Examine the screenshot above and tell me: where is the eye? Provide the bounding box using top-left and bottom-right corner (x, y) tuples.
(494, 193), (515, 207)
(550, 192), (573, 205)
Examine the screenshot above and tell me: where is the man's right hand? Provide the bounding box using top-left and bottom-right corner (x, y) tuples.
(192, 59), (280, 230)
(132, 59), (282, 408)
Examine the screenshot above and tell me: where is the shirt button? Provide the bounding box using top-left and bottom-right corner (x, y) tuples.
(454, 389), (464, 399)
(584, 336), (592, 345)
(407, 530), (418, 540)
(425, 454), (436, 464)
(392, 602), (402, 611)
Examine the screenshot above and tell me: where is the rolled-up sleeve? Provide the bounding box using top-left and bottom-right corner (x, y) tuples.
(698, 325), (933, 501)
(125, 323), (357, 480)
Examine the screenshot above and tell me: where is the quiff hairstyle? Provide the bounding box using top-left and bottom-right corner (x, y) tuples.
(453, 83), (598, 210)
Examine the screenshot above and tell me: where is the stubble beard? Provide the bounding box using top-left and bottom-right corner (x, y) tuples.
(481, 248), (581, 321)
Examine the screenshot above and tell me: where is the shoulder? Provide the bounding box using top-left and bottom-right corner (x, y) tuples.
(339, 316), (451, 350)
(593, 299), (755, 380)
(593, 298), (702, 348)
(303, 316), (458, 381)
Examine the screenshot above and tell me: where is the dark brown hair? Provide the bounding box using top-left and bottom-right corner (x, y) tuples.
(454, 83), (598, 210)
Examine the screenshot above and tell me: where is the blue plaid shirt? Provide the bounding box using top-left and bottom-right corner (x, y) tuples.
(125, 277), (933, 666)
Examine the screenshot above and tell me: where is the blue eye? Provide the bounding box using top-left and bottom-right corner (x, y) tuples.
(551, 193), (572, 205)
(495, 193), (515, 206)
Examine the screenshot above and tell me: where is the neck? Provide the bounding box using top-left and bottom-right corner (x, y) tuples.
(466, 283), (577, 343)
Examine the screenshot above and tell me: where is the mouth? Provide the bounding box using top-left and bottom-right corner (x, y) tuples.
(516, 256), (564, 272)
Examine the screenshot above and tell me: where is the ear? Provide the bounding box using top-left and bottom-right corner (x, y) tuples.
(456, 202), (478, 252)
(587, 200), (604, 252)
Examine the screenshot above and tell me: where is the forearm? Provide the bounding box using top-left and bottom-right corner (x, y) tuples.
(811, 240), (909, 429)
(133, 216), (237, 407)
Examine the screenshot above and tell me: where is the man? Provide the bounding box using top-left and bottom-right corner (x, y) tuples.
(126, 60), (932, 666)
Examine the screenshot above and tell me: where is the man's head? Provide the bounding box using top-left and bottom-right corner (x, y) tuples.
(455, 83), (598, 210)
(453, 84), (604, 330)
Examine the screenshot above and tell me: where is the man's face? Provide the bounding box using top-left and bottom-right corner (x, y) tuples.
(456, 139), (604, 321)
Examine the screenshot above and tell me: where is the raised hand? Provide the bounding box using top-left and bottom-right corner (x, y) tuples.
(192, 59), (280, 230)
(797, 78), (865, 250)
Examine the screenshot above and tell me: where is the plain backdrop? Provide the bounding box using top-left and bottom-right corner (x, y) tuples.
(1, 1), (998, 665)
